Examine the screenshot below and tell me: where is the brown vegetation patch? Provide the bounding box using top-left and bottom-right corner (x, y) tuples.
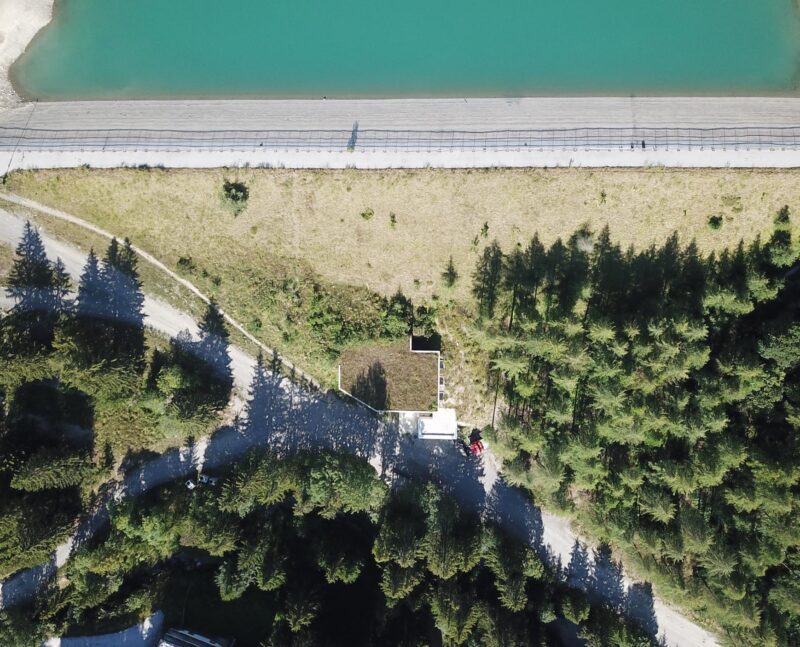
(7, 167), (799, 305)
(0, 242), (13, 283)
(5, 167), (798, 412)
(340, 341), (438, 412)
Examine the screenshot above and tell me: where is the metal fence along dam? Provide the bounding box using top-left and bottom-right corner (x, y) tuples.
(3, 124), (800, 153)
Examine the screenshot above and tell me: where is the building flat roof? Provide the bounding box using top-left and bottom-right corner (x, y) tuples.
(340, 341), (438, 412)
(418, 408), (458, 440)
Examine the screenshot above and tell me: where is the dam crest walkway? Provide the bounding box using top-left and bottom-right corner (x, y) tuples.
(2, 97), (800, 168)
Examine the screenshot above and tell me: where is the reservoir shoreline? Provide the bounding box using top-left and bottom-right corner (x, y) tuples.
(0, 0), (54, 112)
(1, 4), (800, 167)
(9, 0), (800, 103)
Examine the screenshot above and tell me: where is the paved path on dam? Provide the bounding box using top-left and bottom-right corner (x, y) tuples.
(1, 97), (800, 168)
(2, 97), (800, 130)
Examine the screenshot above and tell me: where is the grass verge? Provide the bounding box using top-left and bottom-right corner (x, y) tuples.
(0, 241), (13, 284)
(5, 166), (798, 413)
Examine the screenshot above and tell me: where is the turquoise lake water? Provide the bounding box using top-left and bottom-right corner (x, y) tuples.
(12, 0), (800, 98)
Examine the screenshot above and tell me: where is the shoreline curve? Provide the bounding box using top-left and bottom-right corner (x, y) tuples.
(4, 0), (800, 106)
(0, 0), (54, 112)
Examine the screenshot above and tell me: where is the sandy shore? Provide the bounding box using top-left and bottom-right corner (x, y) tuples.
(0, 0), (54, 112)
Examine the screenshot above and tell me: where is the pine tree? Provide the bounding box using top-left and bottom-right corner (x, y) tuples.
(472, 241), (504, 318)
(100, 238), (145, 362)
(73, 249), (107, 361)
(4, 222), (59, 350)
(194, 299), (233, 405)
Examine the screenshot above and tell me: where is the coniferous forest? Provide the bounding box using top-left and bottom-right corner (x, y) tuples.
(0, 223), (652, 646)
(474, 208), (800, 645)
(0, 443), (656, 647)
(0, 205), (798, 647)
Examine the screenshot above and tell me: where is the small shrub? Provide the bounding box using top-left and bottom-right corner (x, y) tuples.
(600, 190), (607, 204)
(176, 256), (196, 272)
(222, 180), (249, 216)
(389, 212), (397, 228)
(361, 207), (375, 221)
(481, 222), (489, 238)
(708, 215), (723, 230)
(223, 180), (249, 203)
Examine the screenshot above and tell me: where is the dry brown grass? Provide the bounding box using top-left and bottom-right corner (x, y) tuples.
(340, 340), (438, 412)
(0, 242), (13, 283)
(6, 167), (798, 303)
(4, 167), (798, 404)
(0, 202), (207, 319)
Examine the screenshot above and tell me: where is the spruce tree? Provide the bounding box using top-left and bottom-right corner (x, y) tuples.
(472, 241), (504, 318)
(100, 238), (145, 362)
(503, 247), (527, 330)
(442, 256), (459, 287)
(471, 215), (800, 644)
(73, 249), (106, 361)
(51, 258), (72, 317)
(195, 299), (233, 405)
(236, 351), (288, 439)
(4, 222), (59, 350)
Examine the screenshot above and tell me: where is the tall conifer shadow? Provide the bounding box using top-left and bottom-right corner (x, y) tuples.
(484, 479), (545, 554)
(351, 361), (389, 411)
(626, 582), (659, 637)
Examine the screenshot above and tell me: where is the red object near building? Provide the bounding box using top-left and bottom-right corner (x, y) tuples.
(469, 440), (484, 456)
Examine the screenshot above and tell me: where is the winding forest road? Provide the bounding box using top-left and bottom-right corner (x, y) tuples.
(0, 205), (718, 647)
(0, 205), (257, 392)
(0, 191), (319, 388)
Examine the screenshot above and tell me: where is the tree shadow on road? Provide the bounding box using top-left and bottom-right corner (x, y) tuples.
(1, 352), (660, 645)
(484, 478), (545, 556)
(563, 540), (660, 639)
